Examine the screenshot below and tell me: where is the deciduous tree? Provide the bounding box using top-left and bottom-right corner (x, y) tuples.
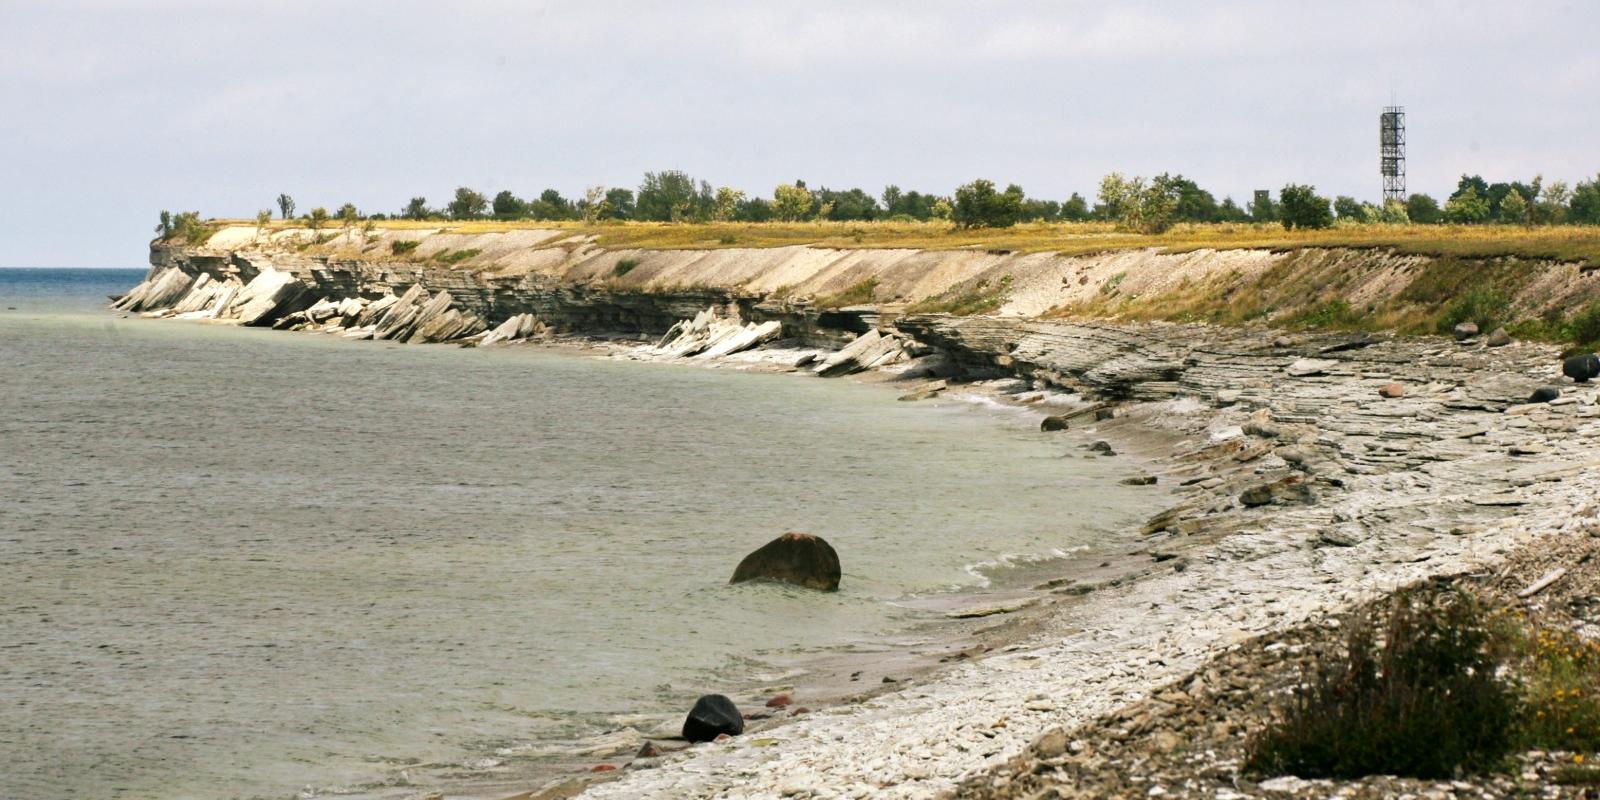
(1278, 184), (1333, 230)
(772, 182), (814, 221)
(953, 179), (1025, 228)
(447, 187), (488, 220)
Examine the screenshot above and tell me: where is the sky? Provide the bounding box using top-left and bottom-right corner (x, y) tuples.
(1, 1), (1597, 267)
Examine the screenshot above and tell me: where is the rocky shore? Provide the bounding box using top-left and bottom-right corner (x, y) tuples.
(114, 235), (1600, 798)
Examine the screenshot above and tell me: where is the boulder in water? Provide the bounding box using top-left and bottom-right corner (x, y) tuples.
(1040, 415), (1070, 432)
(1564, 354), (1600, 383)
(682, 694), (744, 743)
(730, 532), (841, 592)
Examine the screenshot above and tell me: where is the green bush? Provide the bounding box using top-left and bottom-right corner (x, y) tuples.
(433, 248), (480, 265)
(1287, 299), (1363, 330)
(613, 258), (639, 277)
(1246, 589), (1517, 780)
(816, 278), (878, 309)
(1565, 301), (1600, 349)
(905, 276), (1011, 316)
(1437, 288), (1511, 334)
(390, 240), (420, 255)
(1510, 622), (1600, 752)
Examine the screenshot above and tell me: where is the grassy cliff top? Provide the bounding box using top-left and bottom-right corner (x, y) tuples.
(200, 219), (1600, 267)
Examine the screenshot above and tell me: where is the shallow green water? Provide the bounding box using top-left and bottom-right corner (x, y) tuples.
(0, 269), (1160, 799)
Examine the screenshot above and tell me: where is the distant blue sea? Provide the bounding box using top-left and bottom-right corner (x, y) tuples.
(0, 267), (145, 311)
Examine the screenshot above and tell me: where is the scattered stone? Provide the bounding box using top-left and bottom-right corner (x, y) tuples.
(1241, 421), (1281, 439)
(1487, 327), (1512, 347)
(881, 676), (899, 684)
(635, 742), (663, 759)
(730, 532), (841, 592)
(681, 694), (743, 743)
(1239, 475), (1315, 507)
(947, 597), (1039, 618)
(1270, 335), (1295, 348)
(1530, 386), (1561, 404)
(1378, 382), (1406, 398)
(1563, 353), (1600, 383)
(1032, 728), (1069, 758)
(897, 380), (947, 402)
(1095, 408), (1117, 421)
(764, 693), (792, 708)
(1453, 321), (1479, 341)
(1040, 415), (1070, 432)
(1318, 526), (1365, 547)
(1121, 475), (1157, 486)
(1088, 441), (1117, 456)
(1285, 358), (1337, 377)
(591, 764), (617, 773)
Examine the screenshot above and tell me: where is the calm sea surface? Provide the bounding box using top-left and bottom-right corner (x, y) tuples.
(0, 268), (1158, 799)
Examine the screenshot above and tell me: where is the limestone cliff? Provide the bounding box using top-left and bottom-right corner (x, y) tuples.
(125, 225), (1600, 352)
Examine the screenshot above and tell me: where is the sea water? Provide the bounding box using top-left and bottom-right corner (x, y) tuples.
(0, 268), (1159, 799)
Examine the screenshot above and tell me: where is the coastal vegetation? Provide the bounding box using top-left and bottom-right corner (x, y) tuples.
(234, 168), (1600, 235)
(1247, 587), (1600, 782)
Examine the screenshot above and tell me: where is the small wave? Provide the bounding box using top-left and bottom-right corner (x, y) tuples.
(961, 545), (1090, 586)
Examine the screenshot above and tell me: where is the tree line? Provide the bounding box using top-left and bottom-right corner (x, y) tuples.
(165, 169), (1600, 241)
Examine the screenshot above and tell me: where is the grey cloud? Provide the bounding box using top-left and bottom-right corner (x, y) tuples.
(0, 0), (1595, 266)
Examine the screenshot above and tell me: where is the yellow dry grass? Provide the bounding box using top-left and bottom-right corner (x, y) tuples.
(215, 219), (1600, 266)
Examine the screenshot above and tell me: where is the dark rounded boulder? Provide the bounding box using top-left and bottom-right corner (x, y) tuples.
(1530, 386), (1561, 404)
(730, 532), (841, 592)
(1040, 415), (1070, 432)
(1564, 354), (1600, 383)
(682, 693), (744, 743)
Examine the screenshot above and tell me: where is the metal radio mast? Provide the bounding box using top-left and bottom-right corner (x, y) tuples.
(1380, 106), (1406, 203)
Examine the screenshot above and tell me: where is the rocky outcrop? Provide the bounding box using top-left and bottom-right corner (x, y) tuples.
(650, 307), (783, 359)
(814, 329), (908, 377)
(480, 313), (547, 346)
(730, 533), (842, 592)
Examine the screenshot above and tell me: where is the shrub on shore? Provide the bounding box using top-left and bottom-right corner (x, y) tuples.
(1437, 288), (1511, 335)
(1248, 586), (1600, 782)
(1245, 589), (1517, 779)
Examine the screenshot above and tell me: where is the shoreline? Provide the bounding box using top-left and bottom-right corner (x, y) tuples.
(98, 302), (1184, 800)
(105, 249), (1600, 798)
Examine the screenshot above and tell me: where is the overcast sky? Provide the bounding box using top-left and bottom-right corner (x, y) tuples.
(2, 1), (1597, 267)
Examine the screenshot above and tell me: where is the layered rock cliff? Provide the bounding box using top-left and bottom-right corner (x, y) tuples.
(135, 225), (1600, 344)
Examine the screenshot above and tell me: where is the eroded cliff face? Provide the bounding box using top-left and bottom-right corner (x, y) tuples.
(143, 225), (1600, 344)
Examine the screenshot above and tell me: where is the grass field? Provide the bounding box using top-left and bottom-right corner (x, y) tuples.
(217, 219), (1600, 267)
